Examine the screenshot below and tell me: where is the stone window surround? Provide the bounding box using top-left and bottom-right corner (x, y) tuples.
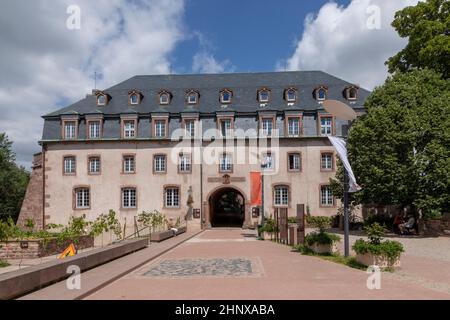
(128, 90), (143, 105)
(284, 87), (298, 102)
(186, 89), (199, 105)
(314, 85), (328, 101)
(257, 87), (271, 103)
(344, 85), (358, 100)
(320, 151), (335, 172)
(287, 152), (302, 172)
(61, 119), (78, 140)
(284, 114), (303, 137)
(178, 152), (192, 174)
(153, 153), (167, 174)
(181, 116), (199, 138)
(120, 116), (138, 139)
(158, 90), (172, 105)
(319, 184), (335, 208)
(86, 117), (103, 140)
(272, 183), (291, 208)
(62, 155), (77, 176)
(87, 154), (101, 175)
(219, 88), (233, 104)
(258, 114), (276, 137)
(152, 116), (169, 138)
(121, 186), (137, 210)
(218, 152), (233, 174)
(217, 115), (235, 138)
(317, 113), (335, 136)
(122, 153), (136, 174)
(163, 184), (181, 209)
(72, 185), (91, 210)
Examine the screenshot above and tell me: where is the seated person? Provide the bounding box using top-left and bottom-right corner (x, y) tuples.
(398, 215), (415, 234)
(165, 218), (178, 235)
(393, 214), (404, 233)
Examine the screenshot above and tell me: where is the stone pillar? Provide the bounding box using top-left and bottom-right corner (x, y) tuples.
(17, 153), (44, 230)
(243, 201), (252, 229)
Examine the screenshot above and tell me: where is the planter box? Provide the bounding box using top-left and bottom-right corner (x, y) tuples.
(150, 230), (175, 242)
(355, 253), (401, 269)
(261, 232), (273, 240)
(308, 242), (338, 254)
(175, 226), (187, 235)
(0, 235), (94, 259)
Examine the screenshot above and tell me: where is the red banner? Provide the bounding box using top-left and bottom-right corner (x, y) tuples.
(250, 171), (261, 205)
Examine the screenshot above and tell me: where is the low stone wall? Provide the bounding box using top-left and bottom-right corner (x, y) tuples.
(0, 235), (94, 259)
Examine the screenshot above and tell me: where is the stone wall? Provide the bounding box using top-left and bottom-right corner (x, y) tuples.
(17, 152), (44, 230)
(0, 235), (94, 259)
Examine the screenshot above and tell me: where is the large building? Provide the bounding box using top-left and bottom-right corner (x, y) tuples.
(18, 71), (369, 232)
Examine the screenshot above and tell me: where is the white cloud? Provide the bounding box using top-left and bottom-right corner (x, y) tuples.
(0, 0), (185, 168)
(281, 0), (420, 90)
(192, 51), (234, 74)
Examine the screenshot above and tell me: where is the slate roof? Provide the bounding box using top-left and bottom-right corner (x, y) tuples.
(43, 71), (370, 118)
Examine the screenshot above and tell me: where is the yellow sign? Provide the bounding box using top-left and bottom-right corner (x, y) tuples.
(58, 243), (77, 259)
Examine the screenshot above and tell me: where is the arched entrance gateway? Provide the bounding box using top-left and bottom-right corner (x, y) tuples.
(208, 187), (246, 227)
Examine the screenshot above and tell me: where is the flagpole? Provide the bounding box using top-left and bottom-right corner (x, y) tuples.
(343, 164), (350, 257)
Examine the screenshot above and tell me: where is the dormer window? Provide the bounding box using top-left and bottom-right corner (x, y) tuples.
(128, 90), (142, 105)
(258, 88), (270, 103)
(285, 88), (297, 102)
(345, 86), (358, 100)
(315, 87), (327, 101)
(95, 91), (111, 106)
(97, 94), (107, 106)
(220, 89), (232, 104)
(186, 90), (199, 105)
(159, 91), (171, 105)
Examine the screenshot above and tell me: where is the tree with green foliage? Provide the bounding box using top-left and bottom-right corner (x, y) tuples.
(386, 0), (450, 78)
(331, 69), (450, 218)
(0, 133), (30, 222)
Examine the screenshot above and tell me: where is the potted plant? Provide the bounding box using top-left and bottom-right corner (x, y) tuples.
(353, 222), (403, 269)
(305, 216), (340, 254)
(259, 216), (276, 240)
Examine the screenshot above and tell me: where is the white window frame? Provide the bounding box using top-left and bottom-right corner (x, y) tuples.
(154, 120), (166, 138)
(123, 156), (135, 173)
(262, 153), (274, 171)
(286, 89), (296, 102)
(259, 90), (270, 102)
(122, 188), (137, 208)
(64, 156), (76, 174)
(220, 119), (232, 137)
(124, 121), (136, 138)
(165, 188), (180, 207)
(89, 157), (100, 173)
(221, 91), (231, 103)
(187, 92), (197, 104)
(130, 93), (139, 105)
(75, 188), (90, 209)
(348, 88), (357, 100)
(185, 120), (195, 137)
(321, 186), (334, 206)
(97, 95), (106, 106)
(154, 155), (166, 173)
(320, 117), (332, 136)
(289, 153), (301, 171)
(89, 121), (100, 139)
(288, 118), (300, 136)
(317, 88), (326, 101)
(274, 186), (289, 206)
(219, 154), (233, 172)
(261, 118), (273, 136)
(160, 93), (170, 105)
(321, 153), (333, 170)
(64, 121), (76, 140)
(179, 154), (191, 173)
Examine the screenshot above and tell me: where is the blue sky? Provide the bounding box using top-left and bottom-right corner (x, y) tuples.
(0, 0), (417, 168)
(173, 0), (350, 73)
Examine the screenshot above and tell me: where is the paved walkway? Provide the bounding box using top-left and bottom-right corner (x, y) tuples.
(19, 229), (202, 300)
(86, 229), (450, 300)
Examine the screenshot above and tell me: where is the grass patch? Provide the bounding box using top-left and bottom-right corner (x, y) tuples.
(0, 259), (10, 268)
(293, 244), (367, 271)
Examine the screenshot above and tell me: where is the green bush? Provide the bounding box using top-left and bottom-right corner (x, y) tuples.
(353, 239), (404, 261)
(306, 216), (332, 232)
(423, 209), (442, 220)
(364, 222), (386, 245)
(260, 216), (277, 233)
(305, 231), (340, 246)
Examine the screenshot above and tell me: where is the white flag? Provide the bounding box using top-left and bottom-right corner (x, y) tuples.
(328, 136), (362, 193)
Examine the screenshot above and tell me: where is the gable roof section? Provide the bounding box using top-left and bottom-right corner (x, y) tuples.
(43, 71), (370, 117)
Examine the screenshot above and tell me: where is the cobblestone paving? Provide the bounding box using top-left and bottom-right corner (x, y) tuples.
(141, 257), (262, 278)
